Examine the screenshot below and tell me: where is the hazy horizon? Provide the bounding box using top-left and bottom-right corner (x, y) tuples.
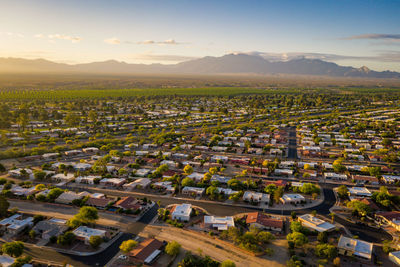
(1, 0), (399, 71)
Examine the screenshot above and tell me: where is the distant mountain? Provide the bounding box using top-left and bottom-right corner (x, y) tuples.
(0, 54), (399, 78)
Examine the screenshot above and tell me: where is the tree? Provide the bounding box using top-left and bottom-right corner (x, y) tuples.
(0, 163), (6, 173)
(315, 244), (337, 259)
(206, 186), (219, 200)
(337, 185), (349, 199)
(2, 241), (24, 257)
(165, 240), (181, 256)
(89, 235), (103, 249)
(273, 186), (284, 203)
(120, 239), (138, 254)
(203, 172), (212, 182)
(286, 232), (308, 248)
(0, 195), (10, 218)
(69, 206), (99, 226)
(221, 260), (236, 267)
(183, 165), (194, 175)
(181, 177), (195, 187)
(299, 183), (320, 195)
(47, 188), (64, 201)
(317, 231), (328, 243)
(264, 184), (277, 195)
(57, 232), (75, 245)
(29, 230), (36, 239)
(333, 158), (346, 173)
(347, 200), (371, 217)
(35, 184), (46, 190)
(33, 170), (46, 181)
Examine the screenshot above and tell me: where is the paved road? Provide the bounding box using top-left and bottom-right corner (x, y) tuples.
(9, 202), (159, 267)
(287, 126), (297, 159)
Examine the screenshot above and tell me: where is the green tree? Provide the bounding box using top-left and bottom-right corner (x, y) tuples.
(183, 165), (194, 175)
(120, 239), (138, 254)
(89, 235), (103, 249)
(315, 244), (337, 259)
(286, 232), (308, 248)
(337, 185), (349, 199)
(181, 177), (195, 187)
(29, 230), (36, 239)
(221, 260), (236, 267)
(2, 241), (24, 257)
(317, 231), (328, 243)
(69, 206), (99, 227)
(0, 195), (10, 218)
(165, 241), (181, 256)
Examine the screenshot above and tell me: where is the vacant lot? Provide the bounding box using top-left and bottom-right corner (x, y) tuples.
(141, 225), (288, 267)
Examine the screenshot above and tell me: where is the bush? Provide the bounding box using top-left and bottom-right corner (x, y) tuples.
(165, 241), (181, 256)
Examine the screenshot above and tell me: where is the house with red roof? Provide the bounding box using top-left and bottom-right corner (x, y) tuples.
(246, 212), (284, 232)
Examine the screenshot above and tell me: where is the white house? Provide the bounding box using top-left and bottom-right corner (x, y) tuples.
(280, 194), (305, 204)
(73, 226), (106, 245)
(298, 214), (335, 232)
(204, 216), (234, 231)
(171, 204), (192, 222)
(338, 235), (373, 261)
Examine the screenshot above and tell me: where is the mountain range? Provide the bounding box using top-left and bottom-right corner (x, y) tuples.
(0, 54), (399, 78)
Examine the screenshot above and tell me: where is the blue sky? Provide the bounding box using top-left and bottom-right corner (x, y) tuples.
(0, 0), (399, 71)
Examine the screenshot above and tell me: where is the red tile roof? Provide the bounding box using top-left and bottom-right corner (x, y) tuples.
(115, 196), (140, 210)
(246, 212), (283, 229)
(129, 238), (163, 262)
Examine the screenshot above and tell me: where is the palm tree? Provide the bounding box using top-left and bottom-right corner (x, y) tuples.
(329, 212), (335, 224)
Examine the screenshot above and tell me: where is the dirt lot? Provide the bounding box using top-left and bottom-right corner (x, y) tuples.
(141, 225), (288, 267)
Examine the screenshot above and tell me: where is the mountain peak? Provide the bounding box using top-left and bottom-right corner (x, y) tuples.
(358, 66), (370, 73)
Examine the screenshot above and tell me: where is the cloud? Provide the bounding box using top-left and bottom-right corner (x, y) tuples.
(131, 52), (197, 62)
(104, 37), (121, 45)
(236, 51), (400, 63)
(137, 39), (185, 45)
(342, 34), (400, 40)
(0, 32), (24, 38)
(35, 33), (82, 43)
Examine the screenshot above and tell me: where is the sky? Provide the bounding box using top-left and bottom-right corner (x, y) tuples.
(0, 0), (399, 71)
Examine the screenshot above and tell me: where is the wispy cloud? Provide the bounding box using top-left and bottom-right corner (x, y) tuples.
(104, 37), (121, 45)
(131, 52), (197, 62)
(0, 32), (24, 38)
(136, 39), (185, 45)
(237, 51), (400, 63)
(35, 33), (82, 43)
(342, 34), (400, 40)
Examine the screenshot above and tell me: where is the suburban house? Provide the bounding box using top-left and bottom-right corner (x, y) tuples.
(85, 197), (114, 209)
(280, 194), (305, 204)
(243, 191), (269, 203)
(245, 212), (284, 232)
(298, 214), (335, 232)
(32, 218), (68, 240)
(171, 204), (192, 222)
(338, 235), (373, 261)
(0, 214), (34, 235)
(75, 175), (100, 184)
(114, 196), (141, 211)
(129, 238), (164, 265)
(99, 178), (126, 187)
(182, 186), (205, 196)
(56, 191), (89, 204)
(204, 216), (234, 231)
(73, 226), (106, 245)
(123, 178), (151, 190)
(348, 187), (372, 198)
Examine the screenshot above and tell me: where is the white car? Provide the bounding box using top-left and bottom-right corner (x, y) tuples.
(118, 255), (127, 260)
